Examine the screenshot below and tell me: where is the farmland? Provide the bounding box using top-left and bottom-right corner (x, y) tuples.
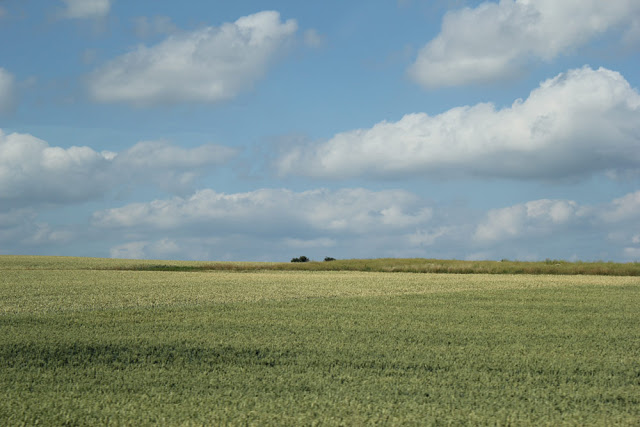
(1, 256), (639, 425)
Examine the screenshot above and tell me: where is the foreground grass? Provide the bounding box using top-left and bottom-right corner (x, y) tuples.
(1, 258), (639, 425)
(2, 255), (640, 276)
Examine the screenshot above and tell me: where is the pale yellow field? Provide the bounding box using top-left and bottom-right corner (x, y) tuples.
(2, 268), (637, 315)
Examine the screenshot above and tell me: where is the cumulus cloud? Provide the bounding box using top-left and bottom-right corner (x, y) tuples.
(277, 66), (640, 181)
(90, 187), (640, 261)
(115, 140), (236, 194)
(474, 199), (584, 242)
(88, 11), (298, 105)
(116, 140), (235, 169)
(92, 188), (433, 235)
(0, 68), (16, 113)
(91, 187), (438, 260)
(0, 129), (236, 208)
(471, 191), (640, 260)
(408, 0), (640, 87)
(601, 191), (640, 223)
(0, 130), (113, 205)
(60, 0), (111, 19)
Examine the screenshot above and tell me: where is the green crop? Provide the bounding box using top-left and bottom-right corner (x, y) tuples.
(2, 255), (638, 276)
(1, 256), (638, 425)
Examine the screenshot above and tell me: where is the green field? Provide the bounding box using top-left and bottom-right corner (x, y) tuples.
(2, 255), (639, 275)
(1, 256), (639, 425)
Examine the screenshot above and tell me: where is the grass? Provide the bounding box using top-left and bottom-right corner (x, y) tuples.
(1, 256), (639, 425)
(2, 255), (640, 276)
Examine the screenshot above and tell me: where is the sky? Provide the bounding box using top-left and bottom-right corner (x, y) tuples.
(1, 0), (639, 262)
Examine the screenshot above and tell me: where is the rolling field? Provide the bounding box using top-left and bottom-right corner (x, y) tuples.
(1, 256), (639, 425)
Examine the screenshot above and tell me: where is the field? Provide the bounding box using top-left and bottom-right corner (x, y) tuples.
(1, 256), (639, 425)
(3, 255), (639, 275)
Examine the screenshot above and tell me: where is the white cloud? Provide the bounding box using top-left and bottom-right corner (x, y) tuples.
(0, 68), (16, 113)
(277, 67), (640, 181)
(92, 187), (640, 261)
(409, 0), (640, 87)
(601, 191), (640, 223)
(92, 187), (438, 260)
(60, 0), (111, 19)
(116, 140), (234, 169)
(115, 140), (236, 194)
(472, 191), (640, 260)
(5, 180), (639, 261)
(93, 188), (433, 235)
(0, 130), (113, 204)
(23, 186), (620, 261)
(474, 199), (583, 242)
(0, 129), (236, 208)
(88, 11), (298, 106)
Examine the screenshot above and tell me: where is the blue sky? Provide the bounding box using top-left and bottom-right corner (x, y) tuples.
(1, 0), (639, 262)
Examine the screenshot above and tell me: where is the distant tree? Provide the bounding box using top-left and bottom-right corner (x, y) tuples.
(291, 255), (310, 263)
(324, 257), (336, 262)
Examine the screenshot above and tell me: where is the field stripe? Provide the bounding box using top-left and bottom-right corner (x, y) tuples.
(2, 270), (637, 315)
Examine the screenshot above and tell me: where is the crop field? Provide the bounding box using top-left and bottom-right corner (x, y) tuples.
(1, 256), (639, 425)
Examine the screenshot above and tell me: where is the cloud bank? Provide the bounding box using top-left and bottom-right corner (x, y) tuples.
(471, 192), (640, 260)
(409, 0), (640, 87)
(277, 67), (640, 180)
(474, 199), (585, 243)
(88, 11), (298, 105)
(92, 187), (436, 260)
(88, 187), (640, 261)
(93, 188), (433, 235)
(0, 129), (236, 208)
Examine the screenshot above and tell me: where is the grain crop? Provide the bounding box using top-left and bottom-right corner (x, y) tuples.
(1, 256), (638, 425)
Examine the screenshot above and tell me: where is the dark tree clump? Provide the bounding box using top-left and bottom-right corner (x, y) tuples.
(291, 256), (310, 263)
